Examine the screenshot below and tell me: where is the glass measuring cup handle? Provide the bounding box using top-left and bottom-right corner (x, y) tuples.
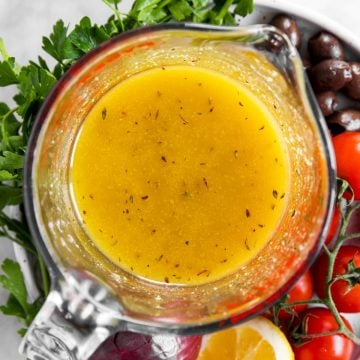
(19, 272), (124, 360)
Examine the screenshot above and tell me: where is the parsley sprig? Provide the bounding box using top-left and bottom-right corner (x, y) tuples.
(0, 259), (43, 336)
(0, 0), (254, 335)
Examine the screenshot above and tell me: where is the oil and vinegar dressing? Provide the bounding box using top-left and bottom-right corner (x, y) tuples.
(70, 65), (289, 285)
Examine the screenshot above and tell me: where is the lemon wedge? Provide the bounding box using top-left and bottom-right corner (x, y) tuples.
(197, 316), (294, 360)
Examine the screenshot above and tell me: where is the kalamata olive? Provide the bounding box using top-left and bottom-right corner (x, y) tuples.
(315, 91), (338, 116)
(301, 57), (312, 71)
(255, 32), (285, 54)
(308, 32), (344, 62)
(309, 60), (352, 92)
(270, 14), (301, 48)
(344, 62), (360, 100)
(327, 109), (360, 131)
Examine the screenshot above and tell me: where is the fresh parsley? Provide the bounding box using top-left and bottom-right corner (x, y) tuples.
(0, 0), (254, 335)
(0, 259), (43, 336)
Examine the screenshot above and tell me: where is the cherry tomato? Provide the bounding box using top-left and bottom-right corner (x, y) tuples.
(324, 205), (341, 246)
(333, 132), (360, 200)
(347, 205), (360, 234)
(293, 308), (354, 360)
(276, 270), (314, 320)
(313, 246), (360, 312)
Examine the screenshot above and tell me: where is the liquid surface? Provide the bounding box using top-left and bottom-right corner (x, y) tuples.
(71, 66), (289, 285)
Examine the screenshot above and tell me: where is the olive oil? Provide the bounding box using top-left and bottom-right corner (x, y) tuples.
(71, 66), (289, 285)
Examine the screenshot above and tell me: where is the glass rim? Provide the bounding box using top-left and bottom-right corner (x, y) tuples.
(23, 22), (337, 335)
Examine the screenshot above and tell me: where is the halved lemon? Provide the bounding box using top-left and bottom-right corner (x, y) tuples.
(197, 316), (294, 360)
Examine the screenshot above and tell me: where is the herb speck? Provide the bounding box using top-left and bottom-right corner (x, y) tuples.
(203, 177), (208, 188)
(101, 108), (107, 120)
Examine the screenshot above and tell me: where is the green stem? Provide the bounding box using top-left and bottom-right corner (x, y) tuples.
(102, 0), (124, 32)
(277, 299), (323, 307)
(322, 243), (332, 257)
(293, 329), (345, 340)
(0, 228), (36, 255)
(341, 233), (360, 242)
(38, 255), (50, 297)
(0, 38), (9, 60)
(341, 202), (360, 236)
(323, 292), (360, 345)
(1, 107), (19, 151)
(322, 201), (360, 345)
(0, 212), (34, 244)
(215, 0), (233, 24)
(273, 200), (360, 345)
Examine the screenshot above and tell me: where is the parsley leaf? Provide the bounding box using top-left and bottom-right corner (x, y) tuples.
(0, 185), (23, 209)
(234, 0), (254, 17)
(1, 294), (26, 319)
(42, 20), (80, 65)
(0, 38), (19, 86)
(0, 170), (17, 181)
(19, 64), (57, 99)
(69, 17), (111, 54)
(0, 260), (28, 311)
(0, 259), (43, 334)
(168, 0), (194, 21)
(0, 212), (36, 255)
(0, 59), (18, 86)
(0, 151), (24, 171)
(0, 103), (21, 143)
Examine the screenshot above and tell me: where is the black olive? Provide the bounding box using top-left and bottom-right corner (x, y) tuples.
(327, 109), (360, 131)
(308, 32), (344, 62)
(309, 60), (352, 92)
(270, 14), (301, 49)
(344, 62), (360, 100)
(315, 91), (338, 116)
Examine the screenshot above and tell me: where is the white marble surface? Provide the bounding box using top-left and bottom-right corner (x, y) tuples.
(0, 0), (359, 358)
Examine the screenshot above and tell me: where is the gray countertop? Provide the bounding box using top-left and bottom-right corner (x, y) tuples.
(0, 0), (359, 358)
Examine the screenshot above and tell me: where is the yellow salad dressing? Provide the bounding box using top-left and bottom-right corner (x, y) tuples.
(71, 65), (289, 285)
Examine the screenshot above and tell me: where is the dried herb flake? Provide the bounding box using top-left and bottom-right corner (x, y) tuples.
(101, 108), (107, 120)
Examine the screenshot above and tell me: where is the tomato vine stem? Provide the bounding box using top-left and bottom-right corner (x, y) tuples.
(271, 190), (360, 346)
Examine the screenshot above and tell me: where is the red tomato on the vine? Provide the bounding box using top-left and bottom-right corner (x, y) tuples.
(333, 132), (360, 200)
(324, 205), (341, 246)
(293, 308), (354, 360)
(347, 205), (360, 234)
(276, 270), (314, 320)
(313, 246), (360, 313)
